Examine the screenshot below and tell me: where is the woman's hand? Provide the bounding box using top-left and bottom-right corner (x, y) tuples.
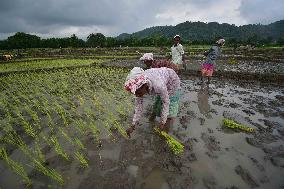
(126, 125), (135, 138)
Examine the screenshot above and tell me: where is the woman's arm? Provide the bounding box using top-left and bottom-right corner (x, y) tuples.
(159, 86), (170, 125)
(132, 97), (143, 125)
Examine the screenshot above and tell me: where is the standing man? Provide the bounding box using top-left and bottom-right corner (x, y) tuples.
(201, 37), (225, 84)
(170, 35), (185, 71)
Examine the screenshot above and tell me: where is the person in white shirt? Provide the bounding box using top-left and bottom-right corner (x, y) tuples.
(169, 35), (185, 71)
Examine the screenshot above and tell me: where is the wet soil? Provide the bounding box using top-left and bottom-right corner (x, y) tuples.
(2, 75), (283, 189)
(0, 51), (284, 188)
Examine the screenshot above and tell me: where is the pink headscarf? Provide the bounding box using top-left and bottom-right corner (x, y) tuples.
(124, 67), (147, 94)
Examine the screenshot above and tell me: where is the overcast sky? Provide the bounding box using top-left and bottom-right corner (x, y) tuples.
(0, 0), (283, 40)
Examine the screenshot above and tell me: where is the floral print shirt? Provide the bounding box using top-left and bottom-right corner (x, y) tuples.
(132, 67), (181, 125)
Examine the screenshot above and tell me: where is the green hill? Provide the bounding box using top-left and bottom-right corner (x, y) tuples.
(117, 20), (284, 42)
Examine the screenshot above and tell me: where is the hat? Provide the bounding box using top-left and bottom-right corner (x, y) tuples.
(216, 38), (225, 45)
(174, 35), (181, 39)
(139, 53), (153, 61)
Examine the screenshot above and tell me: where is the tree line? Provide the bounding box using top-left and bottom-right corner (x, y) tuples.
(0, 29), (283, 50)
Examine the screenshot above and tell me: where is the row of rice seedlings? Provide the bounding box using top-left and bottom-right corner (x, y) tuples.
(89, 121), (102, 145)
(58, 127), (86, 151)
(0, 59), (99, 72)
(2, 131), (63, 185)
(2, 131), (32, 158)
(32, 159), (64, 185)
(14, 107), (37, 138)
(34, 139), (45, 163)
(74, 119), (89, 135)
(49, 135), (69, 160)
(107, 112), (128, 138)
(92, 95), (106, 113)
(0, 147), (32, 187)
(53, 101), (72, 127)
(74, 151), (89, 168)
(0, 65), (132, 186)
(23, 104), (41, 131)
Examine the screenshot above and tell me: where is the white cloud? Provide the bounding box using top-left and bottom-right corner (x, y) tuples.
(239, 0), (284, 24)
(154, 0), (247, 26)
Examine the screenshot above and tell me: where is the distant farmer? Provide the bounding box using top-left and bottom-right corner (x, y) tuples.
(201, 37), (225, 84)
(124, 67), (181, 137)
(140, 53), (177, 72)
(169, 35), (185, 71)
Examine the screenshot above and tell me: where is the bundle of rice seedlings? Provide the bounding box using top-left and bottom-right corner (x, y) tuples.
(223, 118), (254, 132)
(154, 128), (184, 155)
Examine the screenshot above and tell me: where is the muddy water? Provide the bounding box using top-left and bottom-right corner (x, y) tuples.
(178, 77), (283, 189)
(78, 77), (283, 189)
(1, 76), (283, 189)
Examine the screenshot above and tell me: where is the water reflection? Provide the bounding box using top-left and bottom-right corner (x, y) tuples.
(197, 83), (210, 117)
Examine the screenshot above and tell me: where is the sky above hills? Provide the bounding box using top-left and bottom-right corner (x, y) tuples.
(0, 0), (283, 39)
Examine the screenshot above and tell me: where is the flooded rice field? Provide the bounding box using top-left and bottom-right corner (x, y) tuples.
(2, 73), (282, 189)
(0, 47), (283, 189)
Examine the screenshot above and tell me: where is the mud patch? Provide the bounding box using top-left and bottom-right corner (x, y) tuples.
(235, 165), (259, 188)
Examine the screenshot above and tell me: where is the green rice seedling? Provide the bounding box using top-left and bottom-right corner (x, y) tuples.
(60, 97), (77, 113)
(89, 121), (101, 145)
(2, 131), (31, 156)
(0, 148), (32, 187)
(92, 95), (105, 113)
(228, 57), (237, 64)
(58, 127), (73, 143)
(74, 151), (89, 168)
(54, 102), (70, 126)
(107, 113), (127, 138)
(3, 112), (14, 132)
(24, 105), (40, 123)
(14, 108), (36, 138)
(74, 138), (86, 150)
(83, 106), (94, 119)
(32, 99), (48, 115)
(34, 139), (45, 163)
(23, 105), (41, 131)
(223, 118), (254, 132)
(154, 128), (184, 155)
(38, 133), (52, 147)
(11, 95), (21, 106)
(77, 95), (85, 106)
(103, 120), (116, 140)
(74, 119), (88, 135)
(46, 112), (55, 133)
(32, 159), (64, 185)
(50, 135), (69, 160)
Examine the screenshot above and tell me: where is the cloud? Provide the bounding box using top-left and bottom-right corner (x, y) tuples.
(239, 0), (284, 24)
(0, 0), (283, 40)
(154, 0), (247, 26)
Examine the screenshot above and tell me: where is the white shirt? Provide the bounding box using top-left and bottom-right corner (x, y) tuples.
(171, 43), (184, 65)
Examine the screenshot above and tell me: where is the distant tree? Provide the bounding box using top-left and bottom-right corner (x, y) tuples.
(105, 37), (117, 47)
(69, 34), (85, 47)
(86, 33), (106, 47)
(7, 32), (41, 49)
